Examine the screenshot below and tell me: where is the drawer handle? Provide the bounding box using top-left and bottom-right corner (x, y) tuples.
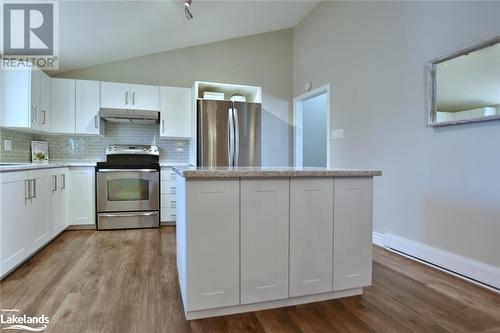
(101, 212), (158, 218)
(170, 200), (176, 208)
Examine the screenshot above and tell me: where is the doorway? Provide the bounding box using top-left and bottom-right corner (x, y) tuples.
(293, 84), (331, 168)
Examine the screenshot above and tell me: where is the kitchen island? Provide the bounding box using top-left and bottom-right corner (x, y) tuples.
(174, 166), (382, 319)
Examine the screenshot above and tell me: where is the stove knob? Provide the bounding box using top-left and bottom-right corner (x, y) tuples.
(143, 148), (147, 151)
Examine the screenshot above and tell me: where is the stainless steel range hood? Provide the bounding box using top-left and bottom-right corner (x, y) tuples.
(99, 109), (160, 125)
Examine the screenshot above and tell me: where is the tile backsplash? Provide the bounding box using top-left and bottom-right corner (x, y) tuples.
(0, 123), (190, 163)
(0, 127), (35, 163)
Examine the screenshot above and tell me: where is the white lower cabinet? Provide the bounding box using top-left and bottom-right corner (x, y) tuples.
(333, 178), (373, 291)
(289, 178), (334, 297)
(160, 167), (177, 223)
(69, 167), (95, 226)
(185, 179), (239, 311)
(1, 170), (52, 277)
(240, 179), (289, 304)
(51, 168), (70, 236)
(28, 171), (52, 253)
(0, 172), (30, 276)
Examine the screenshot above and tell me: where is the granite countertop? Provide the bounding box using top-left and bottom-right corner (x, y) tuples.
(173, 166), (382, 178)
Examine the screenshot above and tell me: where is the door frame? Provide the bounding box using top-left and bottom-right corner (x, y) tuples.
(293, 84), (331, 168)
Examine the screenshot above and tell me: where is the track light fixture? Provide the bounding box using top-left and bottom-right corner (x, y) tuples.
(184, 0), (193, 20)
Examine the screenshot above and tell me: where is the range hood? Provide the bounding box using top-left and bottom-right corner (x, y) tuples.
(99, 109), (160, 125)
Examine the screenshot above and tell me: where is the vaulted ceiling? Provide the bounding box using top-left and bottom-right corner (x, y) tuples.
(58, 0), (320, 72)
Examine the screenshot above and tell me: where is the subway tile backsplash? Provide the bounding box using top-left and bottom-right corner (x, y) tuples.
(0, 127), (35, 163)
(0, 123), (190, 163)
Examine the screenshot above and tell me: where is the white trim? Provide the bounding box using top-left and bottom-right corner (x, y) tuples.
(372, 232), (385, 247)
(185, 288), (362, 320)
(374, 232), (500, 291)
(293, 84), (331, 168)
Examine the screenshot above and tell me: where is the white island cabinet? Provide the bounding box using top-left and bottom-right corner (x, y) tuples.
(175, 167), (381, 320)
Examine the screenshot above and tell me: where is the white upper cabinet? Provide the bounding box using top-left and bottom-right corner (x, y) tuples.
(131, 84), (160, 111)
(333, 178), (373, 291)
(51, 78), (76, 134)
(39, 72), (52, 131)
(160, 86), (192, 138)
(289, 177), (334, 297)
(1, 66), (49, 130)
(76, 80), (101, 135)
(100, 82), (159, 111)
(100, 82), (130, 109)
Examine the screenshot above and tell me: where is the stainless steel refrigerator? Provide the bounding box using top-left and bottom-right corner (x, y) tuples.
(197, 100), (261, 167)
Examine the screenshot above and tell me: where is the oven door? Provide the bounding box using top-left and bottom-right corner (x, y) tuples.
(97, 169), (159, 212)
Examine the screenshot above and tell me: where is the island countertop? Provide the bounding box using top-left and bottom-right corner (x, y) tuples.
(173, 166), (382, 178)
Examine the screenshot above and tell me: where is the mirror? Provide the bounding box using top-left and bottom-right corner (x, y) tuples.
(427, 36), (500, 126)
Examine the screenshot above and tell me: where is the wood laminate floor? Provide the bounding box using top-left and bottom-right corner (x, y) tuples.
(1, 227), (499, 333)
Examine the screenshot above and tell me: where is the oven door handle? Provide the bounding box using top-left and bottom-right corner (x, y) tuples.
(100, 212), (158, 218)
(97, 169), (158, 173)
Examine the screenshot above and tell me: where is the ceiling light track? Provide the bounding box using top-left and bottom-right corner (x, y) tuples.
(184, 0), (193, 20)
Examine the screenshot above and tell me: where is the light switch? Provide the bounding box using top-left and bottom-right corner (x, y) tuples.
(331, 129), (344, 139)
(4, 139), (12, 151)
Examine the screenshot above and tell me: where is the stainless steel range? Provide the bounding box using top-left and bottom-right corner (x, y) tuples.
(96, 145), (160, 230)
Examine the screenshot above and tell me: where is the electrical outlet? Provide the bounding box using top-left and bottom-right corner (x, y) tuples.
(4, 139), (12, 151)
(331, 129), (344, 139)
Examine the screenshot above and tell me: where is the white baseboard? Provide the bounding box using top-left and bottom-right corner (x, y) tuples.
(372, 232), (385, 247)
(373, 232), (500, 291)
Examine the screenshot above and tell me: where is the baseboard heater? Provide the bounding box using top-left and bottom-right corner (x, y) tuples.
(382, 233), (500, 292)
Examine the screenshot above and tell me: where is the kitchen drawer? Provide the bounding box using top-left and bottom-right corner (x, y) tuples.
(161, 207), (176, 222)
(161, 168), (177, 181)
(161, 181), (176, 194)
(161, 193), (176, 208)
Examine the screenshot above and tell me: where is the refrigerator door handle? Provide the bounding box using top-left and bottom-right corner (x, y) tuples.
(233, 107), (239, 166)
(228, 108), (234, 166)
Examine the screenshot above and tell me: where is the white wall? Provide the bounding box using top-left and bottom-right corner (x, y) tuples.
(302, 93), (327, 167)
(57, 30), (293, 167)
(293, 1), (500, 267)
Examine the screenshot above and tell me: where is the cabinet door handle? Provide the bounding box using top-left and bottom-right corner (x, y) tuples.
(125, 91), (129, 105)
(52, 175), (57, 192)
(61, 174), (65, 190)
(42, 110), (46, 124)
(25, 179), (31, 201)
(94, 115), (98, 128)
(162, 119), (165, 133)
(31, 106), (36, 123)
(132, 91), (136, 105)
(31, 179), (37, 198)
